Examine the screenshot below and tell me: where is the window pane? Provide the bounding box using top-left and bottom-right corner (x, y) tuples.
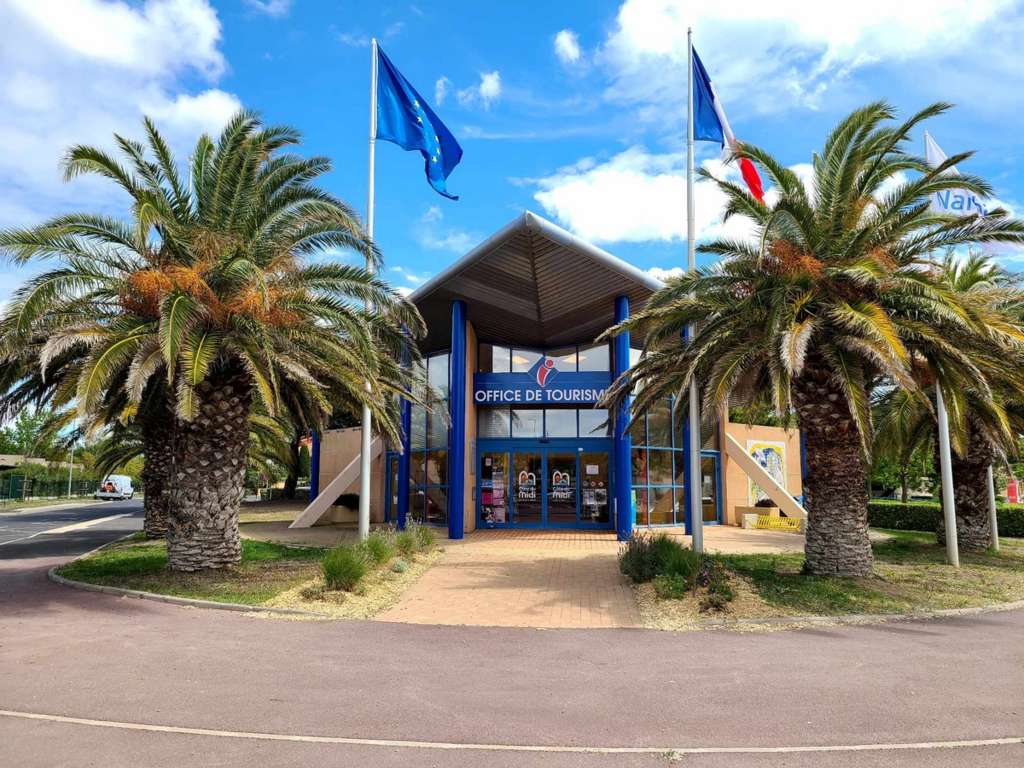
(411, 358), (427, 399)
(478, 408), (511, 439)
(544, 408), (577, 438)
(647, 400), (673, 447)
(410, 452), (425, 486)
(428, 353), (449, 399)
(546, 346), (577, 372)
(648, 449), (673, 485)
(673, 450), (687, 486)
(579, 408), (610, 437)
(631, 448), (647, 486)
(629, 413), (646, 444)
(511, 408), (543, 438)
(633, 487), (649, 527)
(702, 456), (719, 523)
(478, 343), (510, 373)
(427, 406), (448, 448)
(629, 348), (642, 368)
(578, 343), (609, 372)
(424, 486), (448, 526)
(649, 486), (674, 525)
(410, 491), (425, 523)
(410, 405), (426, 450)
(511, 348), (541, 373)
(426, 450), (448, 486)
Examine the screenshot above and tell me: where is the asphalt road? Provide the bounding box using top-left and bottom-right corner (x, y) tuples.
(0, 501), (1022, 767)
(0, 499), (143, 551)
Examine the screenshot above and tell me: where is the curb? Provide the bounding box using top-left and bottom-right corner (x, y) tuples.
(686, 598), (1024, 630)
(48, 537), (331, 620)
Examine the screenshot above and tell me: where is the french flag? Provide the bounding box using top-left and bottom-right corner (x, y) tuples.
(692, 48), (765, 203)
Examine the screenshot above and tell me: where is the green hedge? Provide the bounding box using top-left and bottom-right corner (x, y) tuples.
(868, 500), (1024, 538)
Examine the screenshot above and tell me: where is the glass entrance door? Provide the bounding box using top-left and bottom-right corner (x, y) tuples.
(512, 451), (543, 525)
(546, 452), (577, 525)
(579, 451), (610, 525)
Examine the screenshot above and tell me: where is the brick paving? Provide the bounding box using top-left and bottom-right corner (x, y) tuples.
(378, 530), (641, 629)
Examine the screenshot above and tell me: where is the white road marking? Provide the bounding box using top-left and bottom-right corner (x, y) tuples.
(42, 514), (129, 535)
(0, 709), (1020, 755)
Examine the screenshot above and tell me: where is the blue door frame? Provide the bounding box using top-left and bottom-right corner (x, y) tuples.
(701, 450), (723, 526)
(476, 438), (614, 530)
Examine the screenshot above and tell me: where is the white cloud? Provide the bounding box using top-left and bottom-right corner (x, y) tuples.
(414, 205), (477, 253)
(9, 0), (225, 79)
(337, 31), (370, 47)
(646, 266), (684, 282)
(458, 71), (502, 109)
(599, 0), (1017, 117)
(434, 76), (451, 106)
(0, 0), (241, 303)
(554, 29), (582, 64)
(244, 0), (291, 17)
(530, 146), (769, 244)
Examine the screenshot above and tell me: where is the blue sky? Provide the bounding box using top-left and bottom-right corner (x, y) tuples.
(2, 0), (1024, 301)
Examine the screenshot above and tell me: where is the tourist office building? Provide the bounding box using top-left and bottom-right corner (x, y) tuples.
(307, 212), (803, 539)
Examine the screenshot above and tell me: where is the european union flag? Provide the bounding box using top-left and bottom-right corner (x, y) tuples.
(376, 46), (463, 200)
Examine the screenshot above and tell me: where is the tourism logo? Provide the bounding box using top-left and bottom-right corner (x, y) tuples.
(528, 357), (559, 387)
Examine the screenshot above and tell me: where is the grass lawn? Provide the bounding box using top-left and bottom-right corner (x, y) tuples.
(57, 535), (326, 606)
(57, 530), (444, 619)
(637, 530), (1024, 630)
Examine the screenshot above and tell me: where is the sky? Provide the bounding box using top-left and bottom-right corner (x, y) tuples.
(2, 0), (1024, 302)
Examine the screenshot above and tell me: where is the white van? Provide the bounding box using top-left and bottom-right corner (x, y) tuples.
(95, 475), (134, 500)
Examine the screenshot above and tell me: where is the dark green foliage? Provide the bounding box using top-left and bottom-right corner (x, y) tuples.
(868, 501), (1024, 538)
(322, 545), (367, 591)
(620, 533), (734, 612)
(653, 573), (688, 599)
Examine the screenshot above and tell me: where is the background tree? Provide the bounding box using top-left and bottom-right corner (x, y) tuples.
(601, 102), (1024, 576)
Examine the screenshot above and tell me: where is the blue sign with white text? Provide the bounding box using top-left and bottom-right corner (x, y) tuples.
(474, 357), (611, 406)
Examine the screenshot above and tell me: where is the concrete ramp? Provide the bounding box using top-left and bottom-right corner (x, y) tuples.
(290, 436), (382, 529)
(723, 433), (807, 520)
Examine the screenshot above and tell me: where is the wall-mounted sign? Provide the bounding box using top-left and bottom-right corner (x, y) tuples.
(474, 357), (612, 406)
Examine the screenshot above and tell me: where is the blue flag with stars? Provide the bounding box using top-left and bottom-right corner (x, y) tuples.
(376, 46), (463, 200)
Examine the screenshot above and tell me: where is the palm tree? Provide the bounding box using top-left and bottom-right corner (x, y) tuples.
(875, 252), (1024, 550)
(0, 112), (424, 570)
(601, 102), (1024, 576)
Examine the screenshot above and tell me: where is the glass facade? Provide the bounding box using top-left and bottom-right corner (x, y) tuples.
(409, 351), (450, 525)
(631, 398), (720, 527)
(478, 342), (611, 373)
(479, 407), (611, 439)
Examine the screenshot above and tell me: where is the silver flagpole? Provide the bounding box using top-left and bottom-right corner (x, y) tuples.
(987, 464), (1000, 551)
(358, 38), (379, 541)
(935, 384), (959, 566)
(686, 27), (704, 553)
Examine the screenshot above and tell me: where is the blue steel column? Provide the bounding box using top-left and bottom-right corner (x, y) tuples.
(397, 397), (411, 530)
(309, 430), (320, 501)
(448, 300), (467, 540)
(613, 295), (633, 541)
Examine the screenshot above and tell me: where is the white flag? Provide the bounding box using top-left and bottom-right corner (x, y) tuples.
(924, 131), (988, 217)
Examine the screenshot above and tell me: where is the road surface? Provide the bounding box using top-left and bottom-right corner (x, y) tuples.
(0, 500), (1021, 767)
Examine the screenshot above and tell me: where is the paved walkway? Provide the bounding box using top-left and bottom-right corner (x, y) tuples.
(379, 530), (640, 628)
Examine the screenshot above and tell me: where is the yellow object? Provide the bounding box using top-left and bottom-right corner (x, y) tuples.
(755, 515), (802, 532)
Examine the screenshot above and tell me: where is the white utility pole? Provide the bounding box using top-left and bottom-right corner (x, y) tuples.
(935, 385), (959, 566)
(686, 28), (704, 553)
(987, 464), (1000, 552)
(357, 38), (380, 541)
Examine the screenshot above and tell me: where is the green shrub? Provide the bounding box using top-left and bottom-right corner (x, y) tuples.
(620, 533), (698, 584)
(660, 543), (703, 583)
(619, 534), (658, 583)
(653, 573), (689, 599)
(362, 532), (394, 565)
(414, 523), (437, 550)
(322, 545), (367, 591)
(395, 529), (418, 558)
(391, 558), (409, 573)
(867, 501), (1024, 538)
(697, 557), (734, 613)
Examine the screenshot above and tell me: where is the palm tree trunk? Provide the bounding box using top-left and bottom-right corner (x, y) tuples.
(166, 368), (252, 571)
(140, 388), (174, 539)
(792, 365), (873, 577)
(900, 468), (909, 504)
(141, 426), (172, 539)
(937, 422), (994, 553)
